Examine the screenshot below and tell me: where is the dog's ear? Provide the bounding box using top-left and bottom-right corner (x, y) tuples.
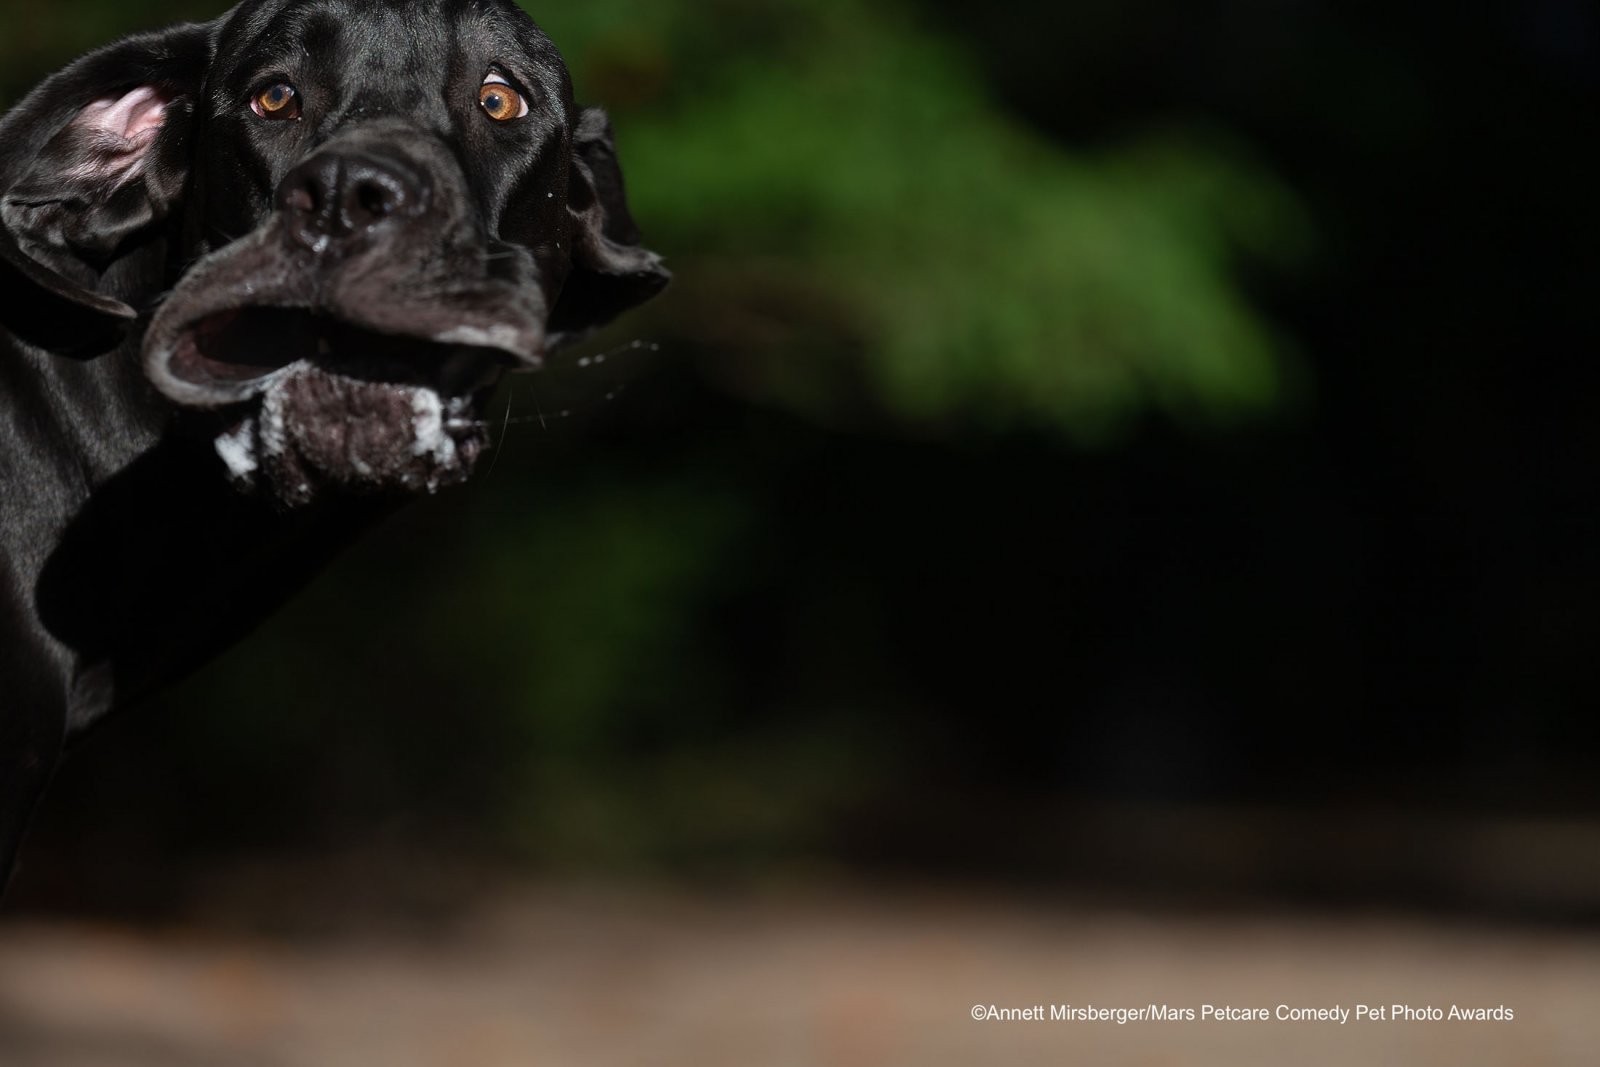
(547, 108), (670, 346)
(0, 23), (214, 354)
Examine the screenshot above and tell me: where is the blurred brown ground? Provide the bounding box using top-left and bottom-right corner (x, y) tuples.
(2, 883), (1596, 1067)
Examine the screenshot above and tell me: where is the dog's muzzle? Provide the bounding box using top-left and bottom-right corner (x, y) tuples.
(141, 126), (549, 504)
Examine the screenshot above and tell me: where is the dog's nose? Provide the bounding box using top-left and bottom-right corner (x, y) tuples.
(276, 150), (427, 250)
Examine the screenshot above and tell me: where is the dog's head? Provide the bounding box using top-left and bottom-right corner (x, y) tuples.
(0, 0), (667, 505)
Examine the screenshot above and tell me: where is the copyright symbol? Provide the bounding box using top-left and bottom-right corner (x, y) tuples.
(972, 1005), (987, 1021)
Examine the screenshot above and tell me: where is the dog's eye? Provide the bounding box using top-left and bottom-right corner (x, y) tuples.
(478, 74), (528, 122)
(252, 82), (301, 121)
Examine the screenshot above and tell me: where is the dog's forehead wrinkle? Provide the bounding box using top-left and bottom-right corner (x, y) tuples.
(224, 0), (559, 59)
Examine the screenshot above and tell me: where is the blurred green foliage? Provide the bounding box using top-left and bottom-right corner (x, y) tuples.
(534, 0), (1305, 437)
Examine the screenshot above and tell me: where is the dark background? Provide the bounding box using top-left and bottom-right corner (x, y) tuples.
(3, 0), (1596, 917)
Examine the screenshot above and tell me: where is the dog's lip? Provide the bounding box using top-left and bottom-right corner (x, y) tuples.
(147, 298), (542, 408)
(150, 304), (524, 406)
(143, 228), (547, 408)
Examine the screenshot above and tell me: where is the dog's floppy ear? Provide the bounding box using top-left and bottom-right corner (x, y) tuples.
(0, 22), (214, 354)
(547, 108), (670, 346)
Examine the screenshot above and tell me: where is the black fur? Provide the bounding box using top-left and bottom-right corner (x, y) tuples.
(0, 0), (668, 890)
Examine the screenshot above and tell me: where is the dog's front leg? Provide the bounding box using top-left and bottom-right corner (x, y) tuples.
(0, 638), (69, 895)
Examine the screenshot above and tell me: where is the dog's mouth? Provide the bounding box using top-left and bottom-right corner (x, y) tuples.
(142, 199), (552, 507)
(169, 306), (512, 398)
(153, 304), (532, 508)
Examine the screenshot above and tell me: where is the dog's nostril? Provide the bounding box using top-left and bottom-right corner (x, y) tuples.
(283, 184), (317, 217)
(355, 181), (394, 220)
(276, 160), (337, 230)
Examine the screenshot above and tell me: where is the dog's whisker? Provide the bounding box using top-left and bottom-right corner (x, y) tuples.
(530, 385), (549, 432)
(483, 384), (515, 478)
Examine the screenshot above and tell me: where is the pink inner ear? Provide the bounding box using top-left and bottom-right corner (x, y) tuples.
(77, 85), (172, 147)
(64, 86), (175, 187)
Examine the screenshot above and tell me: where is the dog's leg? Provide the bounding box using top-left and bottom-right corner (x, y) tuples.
(0, 749), (62, 898)
(0, 645), (68, 896)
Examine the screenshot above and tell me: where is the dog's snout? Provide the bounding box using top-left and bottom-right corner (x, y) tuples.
(276, 150), (427, 251)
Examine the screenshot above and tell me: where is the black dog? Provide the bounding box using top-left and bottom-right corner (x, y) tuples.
(0, 0), (668, 889)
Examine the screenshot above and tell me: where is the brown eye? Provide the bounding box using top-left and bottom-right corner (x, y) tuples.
(252, 82), (301, 120)
(479, 76), (528, 122)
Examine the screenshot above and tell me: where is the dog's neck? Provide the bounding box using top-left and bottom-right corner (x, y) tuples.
(2, 329), (386, 735)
